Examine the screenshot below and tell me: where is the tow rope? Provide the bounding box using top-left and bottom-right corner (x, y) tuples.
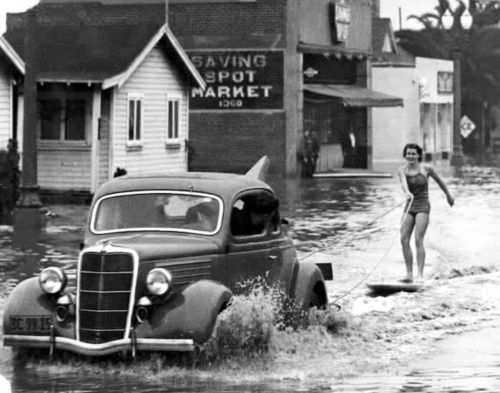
(301, 195), (414, 306)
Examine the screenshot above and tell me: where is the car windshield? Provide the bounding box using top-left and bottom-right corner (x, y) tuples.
(92, 191), (222, 234)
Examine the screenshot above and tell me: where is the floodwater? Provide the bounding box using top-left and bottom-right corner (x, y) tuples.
(1, 165), (500, 392)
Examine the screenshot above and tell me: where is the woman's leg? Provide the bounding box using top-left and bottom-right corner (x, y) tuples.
(414, 213), (430, 282)
(400, 213), (416, 281)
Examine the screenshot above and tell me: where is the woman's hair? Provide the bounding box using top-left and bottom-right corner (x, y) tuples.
(402, 143), (423, 162)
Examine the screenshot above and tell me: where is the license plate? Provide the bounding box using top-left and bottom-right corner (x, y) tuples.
(9, 316), (52, 334)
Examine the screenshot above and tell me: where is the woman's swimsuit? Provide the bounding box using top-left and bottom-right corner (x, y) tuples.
(405, 172), (430, 216)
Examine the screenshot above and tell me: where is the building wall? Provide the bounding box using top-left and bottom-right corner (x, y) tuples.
(372, 66), (420, 173)
(298, 0), (371, 51)
(112, 46), (189, 175)
(170, 0), (288, 175)
(170, 0), (286, 47)
(189, 111), (286, 173)
(416, 57), (453, 105)
(38, 147), (92, 190)
(0, 60), (12, 149)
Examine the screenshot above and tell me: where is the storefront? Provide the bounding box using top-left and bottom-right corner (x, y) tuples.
(303, 82), (403, 171)
(169, 0), (402, 175)
(417, 58), (454, 165)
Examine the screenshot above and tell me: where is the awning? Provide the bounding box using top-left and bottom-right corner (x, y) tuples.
(298, 42), (371, 60)
(303, 84), (403, 107)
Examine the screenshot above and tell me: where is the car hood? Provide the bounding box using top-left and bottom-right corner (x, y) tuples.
(89, 233), (221, 260)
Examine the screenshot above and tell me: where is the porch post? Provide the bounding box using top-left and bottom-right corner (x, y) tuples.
(90, 86), (101, 193)
(14, 8), (43, 231)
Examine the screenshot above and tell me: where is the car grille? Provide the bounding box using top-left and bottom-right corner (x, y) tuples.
(78, 250), (136, 344)
(158, 260), (212, 286)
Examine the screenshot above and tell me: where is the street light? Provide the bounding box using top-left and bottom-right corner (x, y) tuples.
(442, 8), (473, 166)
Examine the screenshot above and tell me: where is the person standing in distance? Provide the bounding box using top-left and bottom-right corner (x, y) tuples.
(398, 143), (455, 284)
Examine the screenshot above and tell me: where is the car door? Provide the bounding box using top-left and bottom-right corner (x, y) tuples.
(226, 190), (284, 290)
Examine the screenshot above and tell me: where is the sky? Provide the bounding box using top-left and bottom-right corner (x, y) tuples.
(0, 0), (37, 33)
(0, 0), (473, 34)
(380, 0), (471, 30)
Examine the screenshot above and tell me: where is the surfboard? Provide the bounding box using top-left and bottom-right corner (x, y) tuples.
(366, 282), (424, 295)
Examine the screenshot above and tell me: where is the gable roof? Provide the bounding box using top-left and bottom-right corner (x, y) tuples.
(3, 2), (204, 88)
(0, 36), (24, 75)
(372, 17), (415, 67)
(372, 18), (395, 55)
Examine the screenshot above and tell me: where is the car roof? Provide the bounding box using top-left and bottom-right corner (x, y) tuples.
(93, 172), (274, 201)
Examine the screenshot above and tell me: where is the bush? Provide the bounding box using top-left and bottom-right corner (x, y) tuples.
(0, 139), (20, 222)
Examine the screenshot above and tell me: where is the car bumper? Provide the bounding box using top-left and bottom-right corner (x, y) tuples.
(3, 335), (195, 356)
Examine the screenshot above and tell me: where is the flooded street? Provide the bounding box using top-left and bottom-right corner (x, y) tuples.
(1, 166), (500, 392)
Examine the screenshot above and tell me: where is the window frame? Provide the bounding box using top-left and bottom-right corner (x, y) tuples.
(90, 190), (224, 236)
(230, 190), (281, 240)
(37, 93), (90, 144)
(127, 93), (144, 147)
(166, 94), (181, 146)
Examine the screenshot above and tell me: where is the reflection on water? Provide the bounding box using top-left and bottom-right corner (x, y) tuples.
(328, 326), (500, 393)
(1, 167), (500, 392)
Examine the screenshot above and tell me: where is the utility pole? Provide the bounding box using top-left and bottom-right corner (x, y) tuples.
(14, 8), (43, 231)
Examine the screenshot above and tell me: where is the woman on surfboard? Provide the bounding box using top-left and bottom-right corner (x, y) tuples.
(398, 143), (454, 284)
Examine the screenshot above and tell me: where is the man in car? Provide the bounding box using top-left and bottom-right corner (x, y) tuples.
(231, 193), (278, 236)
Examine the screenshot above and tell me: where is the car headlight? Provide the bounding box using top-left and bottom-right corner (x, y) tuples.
(39, 267), (67, 295)
(146, 268), (172, 296)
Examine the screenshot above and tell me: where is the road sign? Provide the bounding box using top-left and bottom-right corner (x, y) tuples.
(460, 115), (476, 138)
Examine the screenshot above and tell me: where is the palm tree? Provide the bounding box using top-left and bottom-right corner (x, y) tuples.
(396, 0), (500, 104)
(395, 0), (500, 158)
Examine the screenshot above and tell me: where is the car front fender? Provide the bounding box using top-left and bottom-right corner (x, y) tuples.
(135, 279), (232, 344)
(3, 277), (56, 336)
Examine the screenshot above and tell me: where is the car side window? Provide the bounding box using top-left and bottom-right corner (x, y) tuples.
(230, 191), (279, 237)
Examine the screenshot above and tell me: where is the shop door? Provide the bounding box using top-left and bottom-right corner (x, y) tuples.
(342, 108), (367, 169)
(304, 98), (345, 172)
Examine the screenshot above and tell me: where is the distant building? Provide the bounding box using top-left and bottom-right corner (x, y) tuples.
(473, 0), (500, 12)
(371, 17), (454, 173)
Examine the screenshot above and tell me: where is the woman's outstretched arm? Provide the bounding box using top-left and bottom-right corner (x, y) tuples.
(427, 165), (455, 206)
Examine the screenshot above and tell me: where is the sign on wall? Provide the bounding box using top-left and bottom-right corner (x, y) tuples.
(329, 0), (351, 44)
(188, 51), (284, 110)
(437, 71), (453, 94)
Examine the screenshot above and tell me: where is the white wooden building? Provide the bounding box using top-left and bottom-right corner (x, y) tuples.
(4, 2), (204, 195)
(0, 37), (24, 150)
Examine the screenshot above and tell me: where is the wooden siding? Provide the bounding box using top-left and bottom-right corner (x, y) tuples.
(0, 61), (12, 149)
(98, 89), (111, 187)
(112, 46), (189, 175)
(38, 147), (92, 190)
(36, 87), (93, 191)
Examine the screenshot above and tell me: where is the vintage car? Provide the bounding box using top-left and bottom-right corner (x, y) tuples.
(3, 157), (331, 357)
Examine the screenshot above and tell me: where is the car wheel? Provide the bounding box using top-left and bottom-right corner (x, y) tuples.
(308, 287), (327, 310)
